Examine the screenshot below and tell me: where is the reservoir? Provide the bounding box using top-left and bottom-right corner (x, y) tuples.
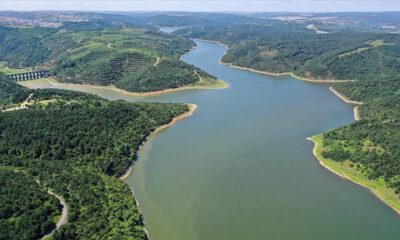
(26, 39), (400, 239)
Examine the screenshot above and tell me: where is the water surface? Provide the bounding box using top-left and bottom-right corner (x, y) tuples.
(27, 40), (400, 240)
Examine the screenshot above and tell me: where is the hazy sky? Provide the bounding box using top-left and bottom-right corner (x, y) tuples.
(0, 0), (399, 12)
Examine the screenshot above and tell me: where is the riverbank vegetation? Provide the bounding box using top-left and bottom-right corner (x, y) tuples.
(0, 82), (190, 239)
(174, 17), (400, 208)
(0, 20), (221, 93)
(177, 26), (400, 82)
(310, 135), (400, 213)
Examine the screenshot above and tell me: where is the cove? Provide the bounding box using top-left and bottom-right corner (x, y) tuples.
(25, 40), (400, 239)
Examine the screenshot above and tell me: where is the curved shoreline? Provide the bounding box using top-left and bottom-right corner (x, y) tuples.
(219, 60), (354, 83)
(19, 78), (228, 97)
(307, 135), (400, 216)
(120, 103), (197, 181)
(201, 39), (400, 215)
(329, 86), (363, 121)
(201, 39), (363, 122)
(119, 103), (198, 239)
(329, 86), (363, 105)
(202, 38), (355, 83)
(354, 106), (361, 121)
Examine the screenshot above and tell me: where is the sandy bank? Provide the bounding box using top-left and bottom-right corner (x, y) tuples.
(307, 135), (400, 216)
(200, 39), (362, 122)
(220, 61), (354, 83)
(354, 106), (361, 121)
(203, 38), (355, 83)
(329, 86), (363, 105)
(329, 86), (363, 121)
(21, 78), (227, 97)
(195, 38), (229, 48)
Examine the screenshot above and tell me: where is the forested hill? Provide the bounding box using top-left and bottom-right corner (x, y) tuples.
(176, 26), (400, 82)
(0, 21), (220, 93)
(176, 20), (400, 200)
(0, 85), (190, 239)
(0, 168), (61, 240)
(0, 73), (32, 107)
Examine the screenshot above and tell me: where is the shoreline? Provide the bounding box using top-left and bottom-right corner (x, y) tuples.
(203, 38), (355, 83)
(206, 39), (364, 121)
(220, 60), (354, 83)
(128, 187), (151, 240)
(199, 38), (400, 216)
(307, 135), (400, 216)
(20, 78), (228, 96)
(354, 105), (361, 121)
(194, 38), (229, 48)
(119, 103), (197, 181)
(329, 86), (363, 121)
(329, 86), (363, 105)
(119, 103), (198, 239)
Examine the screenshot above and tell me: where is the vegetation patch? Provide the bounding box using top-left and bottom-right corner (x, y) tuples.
(310, 135), (400, 213)
(0, 84), (190, 239)
(0, 168), (61, 240)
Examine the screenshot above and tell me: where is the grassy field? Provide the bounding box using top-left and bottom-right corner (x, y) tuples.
(309, 134), (400, 214)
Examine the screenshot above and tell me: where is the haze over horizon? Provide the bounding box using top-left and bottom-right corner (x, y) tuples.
(1, 0), (400, 12)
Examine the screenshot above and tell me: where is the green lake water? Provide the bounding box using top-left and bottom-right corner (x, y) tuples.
(27, 39), (400, 240)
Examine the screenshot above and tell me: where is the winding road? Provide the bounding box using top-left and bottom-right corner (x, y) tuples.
(40, 190), (68, 239)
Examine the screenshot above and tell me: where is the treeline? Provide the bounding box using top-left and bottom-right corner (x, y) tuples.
(0, 168), (61, 240)
(0, 27), (52, 68)
(0, 90), (189, 177)
(115, 59), (202, 92)
(0, 22), (216, 93)
(1, 157), (148, 240)
(0, 88), (189, 239)
(51, 28), (209, 92)
(54, 51), (156, 86)
(179, 26), (400, 82)
(0, 74), (32, 107)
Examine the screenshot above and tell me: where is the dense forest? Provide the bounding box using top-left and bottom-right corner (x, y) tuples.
(177, 26), (400, 81)
(0, 73), (32, 107)
(0, 82), (190, 239)
(114, 59), (214, 92)
(0, 27), (51, 68)
(0, 168), (61, 240)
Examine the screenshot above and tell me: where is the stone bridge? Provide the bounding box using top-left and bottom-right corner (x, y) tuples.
(7, 70), (49, 82)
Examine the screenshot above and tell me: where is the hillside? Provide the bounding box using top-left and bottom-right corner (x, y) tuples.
(0, 23), (222, 93)
(0, 168), (61, 240)
(0, 84), (190, 239)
